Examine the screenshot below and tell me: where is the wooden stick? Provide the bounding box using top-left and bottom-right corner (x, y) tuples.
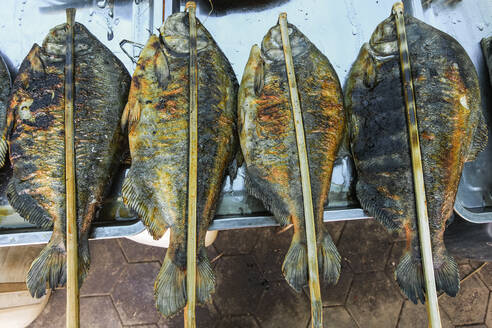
(392, 2), (441, 328)
(278, 13), (323, 328)
(185, 2), (198, 328)
(64, 7), (79, 328)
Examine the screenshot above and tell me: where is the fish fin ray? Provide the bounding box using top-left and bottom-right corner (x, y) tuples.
(154, 256), (186, 318)
(27, 237), (66, 298)
(254, 54), (264, 96)
(282, 239), (307, 292)
(435, 252), (459, 297)
(122, 173), (168, 239)
(467, 115), (488, 162)
(244, 171), (290, 226)
(318, 232), (341, 284)
(197, 248), (215, 304)
(0, 136), (7, 168)
(356, 181), (400, 230)
(7, 177), (53, 229)
(395, 252), (426, 304)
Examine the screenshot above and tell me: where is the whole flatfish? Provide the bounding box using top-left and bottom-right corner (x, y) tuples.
(121, 12), (238, 317)
(238, 22), (344, 292)
(345, 13), (487, 303)
(2, 23), (130, 298)
(0, 55), (11, 167)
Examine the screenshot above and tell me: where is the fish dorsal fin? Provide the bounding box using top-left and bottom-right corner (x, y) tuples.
(467, 114), (488, 162)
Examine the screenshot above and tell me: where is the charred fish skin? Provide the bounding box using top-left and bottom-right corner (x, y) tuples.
(0, 55), (11, 167)
(482, 36), (492, 88)
(238, 23), (344, 292)
(6, 23), (130, 298)
(121, 12), (238, 317)
(345, 14), (487, 304)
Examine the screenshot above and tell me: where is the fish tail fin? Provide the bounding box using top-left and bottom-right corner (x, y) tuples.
(318, 232), (341, 285)
(434, 251), (459, 298)
(282, 235), (308, 292)
(197, 248), (215, 304)
(78, 238), (91, 288)
(0, 135), (7, 168)
(154, 255), (186, 317)
(122, 173), (167, 239)
(27, 236), (66, 298)
(395, 251), (426, 304)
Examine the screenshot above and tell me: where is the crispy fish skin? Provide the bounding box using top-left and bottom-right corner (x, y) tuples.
(238, 23), (344, 292)
(0, 55), (11, 167)
(345, 14), (488, 303)
(121, 12), (238, 317)
(5, 23), (130, 298)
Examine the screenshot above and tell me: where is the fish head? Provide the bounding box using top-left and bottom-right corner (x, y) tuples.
(369, 16), (398, 56)
(160, 12), (211, 54)
(261, 23), (309, 63)
(43, 23), (91, 57)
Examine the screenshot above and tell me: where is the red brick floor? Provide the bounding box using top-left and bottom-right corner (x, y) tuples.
(28, 220), (492, 328)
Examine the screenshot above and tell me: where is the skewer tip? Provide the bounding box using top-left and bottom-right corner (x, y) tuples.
(279, 12), (287, 21)
(66, 8), (76, 26)
(392, 2), (404, 15)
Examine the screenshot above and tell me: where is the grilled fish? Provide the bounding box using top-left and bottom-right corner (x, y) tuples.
(238, 22), (344, 292)
(345, 13), (488, 303)
(121, 12), (238, 317)
(2, 23), (130, 297)
(0, 55), (11, 167)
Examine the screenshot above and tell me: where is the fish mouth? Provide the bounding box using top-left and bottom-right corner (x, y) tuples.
(160, 12), (211, 55)
(366, 41), (398, 61)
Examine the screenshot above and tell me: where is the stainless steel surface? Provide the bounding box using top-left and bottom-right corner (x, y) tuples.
(0, 0), (491, 247)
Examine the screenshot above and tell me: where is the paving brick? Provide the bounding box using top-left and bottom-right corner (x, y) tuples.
(485, 293), (492, 328)
(397, 300), (453, 328)
(81, 239), (127, 296)
(304, 259), (353, 306)
(338, 220), (393, 273)
(214, 228), (260, 255)
(111, 262), (162, 325)
(440, 275), (489, 326)
(29, 290), (123, 328)
(79, 296), (123, 328)
(130, 325), (158, 328)
(478, 263), (492, 290)
(213, 255), (265, 316)
(385, 241), (405, 279)
(117, 238), (165, 263)
(325, 221), (345, 245)
(157, 303), (218, 328)
(252, 227), (293, 283)
(346, 271), (403, 328)
(459, 263), (474, 280)
(322, 306), (357, 328)
(216, 315), (259, 328)
(254, 281), (310, 328)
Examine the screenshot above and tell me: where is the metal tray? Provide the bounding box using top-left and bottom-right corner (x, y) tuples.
(0, 0), (490, 247)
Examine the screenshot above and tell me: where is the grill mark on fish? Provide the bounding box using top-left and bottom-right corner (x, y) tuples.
(346, 14), (488, 304)
(6, 23), (130, 298)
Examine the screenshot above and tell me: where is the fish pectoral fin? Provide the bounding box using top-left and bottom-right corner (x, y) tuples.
(7, 177), (53, 229)
(466, 115), (488, 162)
(0, 135), (7, 168)
(121, 172), (168, 239)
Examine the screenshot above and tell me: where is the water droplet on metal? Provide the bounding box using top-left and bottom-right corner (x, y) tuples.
(97, 0), (107, 9)
(107, 28), (114, 41)
(89, 10), (95, 16)
(114, 18), (120, 25)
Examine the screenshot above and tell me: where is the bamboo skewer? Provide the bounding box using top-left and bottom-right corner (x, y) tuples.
(64, 8), (79, 328)
(185, 2), (198, 328)
(392, 2), (441, 328)
(278, 13), (323, 328)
